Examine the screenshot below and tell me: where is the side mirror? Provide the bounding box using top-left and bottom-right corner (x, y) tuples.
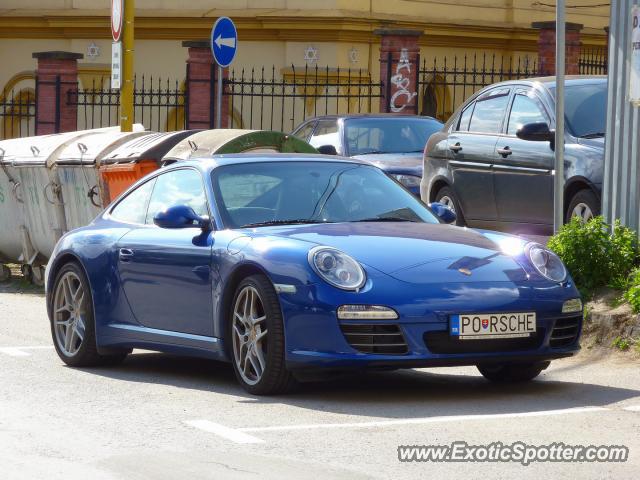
(317, 145), (338, 155)
(516, 122), (555, 142)
(154, 205), (211, 230)
(429, 202), (457, 224)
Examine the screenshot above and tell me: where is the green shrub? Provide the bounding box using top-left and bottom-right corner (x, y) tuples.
(547, 216), (638, 295)
(611, 336), (630, 351)
(623, 268), (640, 314)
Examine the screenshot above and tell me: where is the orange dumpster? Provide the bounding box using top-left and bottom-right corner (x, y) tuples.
(99, 159), (159, 204)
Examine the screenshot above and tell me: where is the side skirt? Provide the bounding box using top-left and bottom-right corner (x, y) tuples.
(98, 323), (229, 361)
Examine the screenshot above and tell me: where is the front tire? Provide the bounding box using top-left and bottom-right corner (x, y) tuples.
(434, 186), (465, 226)
(477, 361), (549, 383)
(49, 262), (127, 367)
(229, 274), (295, 395)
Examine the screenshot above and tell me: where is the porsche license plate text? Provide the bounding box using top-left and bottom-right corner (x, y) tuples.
(450, 312), (536, 340)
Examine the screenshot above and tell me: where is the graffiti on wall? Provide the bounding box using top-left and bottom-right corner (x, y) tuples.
(390, 48), (417, 113)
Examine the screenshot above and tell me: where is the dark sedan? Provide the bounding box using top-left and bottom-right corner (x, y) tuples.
(292, 114), (443, 195)
(421, 76), (606, 235)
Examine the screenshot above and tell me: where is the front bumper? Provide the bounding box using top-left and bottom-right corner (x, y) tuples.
(279, 277), (582, 371)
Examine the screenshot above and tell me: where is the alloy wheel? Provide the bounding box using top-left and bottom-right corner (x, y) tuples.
(439, 195), (456, 214)
(53, 271), (87, 356)
(571, 202), (593, 222)
(232, 285), (268, 385)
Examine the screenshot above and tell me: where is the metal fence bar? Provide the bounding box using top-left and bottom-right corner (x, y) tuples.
(0, 86), (36, 139)
(66, 75), (186, 132)
(223, 64), (384, 131)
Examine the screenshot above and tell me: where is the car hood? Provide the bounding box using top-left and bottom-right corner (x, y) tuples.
(352, 152), (423, 171)
(254, 222), (528, 284)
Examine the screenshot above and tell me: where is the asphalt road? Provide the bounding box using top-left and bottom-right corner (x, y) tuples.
(1, 283), (639, 480)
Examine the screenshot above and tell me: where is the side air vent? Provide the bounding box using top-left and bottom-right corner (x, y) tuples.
(340, 323), (409, 355)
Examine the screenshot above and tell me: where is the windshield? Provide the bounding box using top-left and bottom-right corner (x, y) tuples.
(550, 82), (607, 138)
(211, 161), (439, 228)
(344, 117), (442, 156)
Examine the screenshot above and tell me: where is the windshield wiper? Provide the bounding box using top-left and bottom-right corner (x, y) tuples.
(239, 219), (330, 228)
(355, 217), (418, 223)
(579, 132), (605, 139)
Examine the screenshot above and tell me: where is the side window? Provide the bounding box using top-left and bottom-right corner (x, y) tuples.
(507, 91), (548, 136)
(293, 121), (316, 141)
(468, 88), (511, 134)
(145, 169), (208, 224)
(110, 178), (156, 224)
(309, 120), (340, 149)
(457, 102), (475, 132)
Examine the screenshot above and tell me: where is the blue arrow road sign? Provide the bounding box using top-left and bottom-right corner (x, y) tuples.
(211, 17), (238, 68)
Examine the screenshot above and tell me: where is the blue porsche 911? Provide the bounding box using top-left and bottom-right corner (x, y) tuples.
(45, 154), (583, 395)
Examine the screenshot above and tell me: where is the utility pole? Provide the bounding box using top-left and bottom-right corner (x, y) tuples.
(554, 0), (566, 232)
(120, 0), (135, 132)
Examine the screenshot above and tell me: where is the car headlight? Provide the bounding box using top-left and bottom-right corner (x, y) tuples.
(526, 243), (567, 283)
(308, 246), (366, 291)
(391, 174), (421, 188)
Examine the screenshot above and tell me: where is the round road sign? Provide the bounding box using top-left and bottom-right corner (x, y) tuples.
(210, 17), (238, 68)
(111, 0), (124, 42)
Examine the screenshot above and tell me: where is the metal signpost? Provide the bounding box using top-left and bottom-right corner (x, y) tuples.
(211, 17), (238, 129)
(119, 0), (135, 132)
(554, 0), (566, 233)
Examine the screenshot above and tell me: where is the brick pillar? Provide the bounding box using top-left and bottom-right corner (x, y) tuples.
(182, 41), (229, 129)
(375, 29), (421, 114)
(532, 22), (583, 76)
(32, 51), (83, 135)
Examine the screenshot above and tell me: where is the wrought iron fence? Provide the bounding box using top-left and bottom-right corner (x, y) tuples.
(417, 53), (539, 121)
(224, 65), (384, 132)
(0, 87), (36, 139)
(579, 48), (608, 75)
(67, 76), (186, 132)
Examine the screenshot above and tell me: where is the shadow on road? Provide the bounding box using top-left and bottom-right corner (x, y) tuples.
(82, 352), (640, 419)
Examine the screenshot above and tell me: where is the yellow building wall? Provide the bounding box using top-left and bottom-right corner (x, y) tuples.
(0, 0), (610, 133)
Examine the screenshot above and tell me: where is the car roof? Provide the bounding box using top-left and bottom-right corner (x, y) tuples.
(303, 113), (442, 122)
(486, 75), (606, 89)
(175, 153), (369, 171)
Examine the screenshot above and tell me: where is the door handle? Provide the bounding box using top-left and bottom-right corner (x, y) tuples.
(449, 143), (462, 153)
(119, 248), (134, 262)
(497, 147), (513, 157)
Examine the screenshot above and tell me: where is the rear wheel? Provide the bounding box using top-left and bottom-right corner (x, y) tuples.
(477, 361), (549, 383)
(50, 262), (127, 367)
(229, 274), (295, 395)
(566, 189), (600, 223)
(434, 186), (465, 226)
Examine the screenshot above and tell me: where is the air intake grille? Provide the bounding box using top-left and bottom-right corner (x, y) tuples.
(340, 323), (409, 355)
(424, 330), (545, 354)
(550, 315), (581, 348)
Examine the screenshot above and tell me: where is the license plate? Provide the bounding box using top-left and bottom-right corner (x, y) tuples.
(450, 312), (536, 340)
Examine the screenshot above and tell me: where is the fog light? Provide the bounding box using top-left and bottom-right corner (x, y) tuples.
(562, 298), (583, 314)
(337, 305), (398, 320)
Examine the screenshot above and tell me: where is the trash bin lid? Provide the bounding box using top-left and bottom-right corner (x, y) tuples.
(164, 129), (317, 161)
(4, 125), (146, 167)
(101, 130), (199, 165)
(55, 130), (152, 166)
